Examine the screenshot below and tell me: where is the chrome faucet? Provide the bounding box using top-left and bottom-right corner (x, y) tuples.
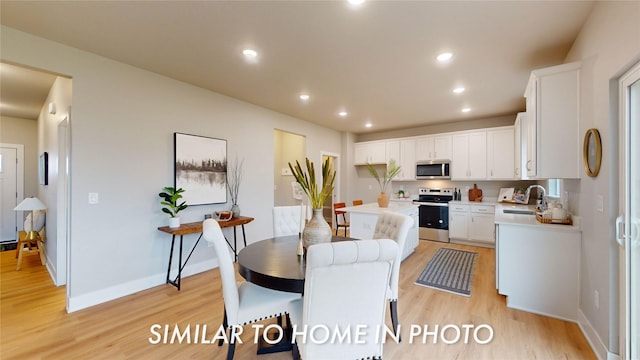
(525, 185), (548, 211)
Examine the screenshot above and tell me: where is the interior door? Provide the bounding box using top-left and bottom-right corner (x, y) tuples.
(0, 146), (19, 242)
(618, 61), (639, 360)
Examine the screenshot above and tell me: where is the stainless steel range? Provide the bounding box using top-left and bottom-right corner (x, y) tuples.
(413, 188), (453, 242)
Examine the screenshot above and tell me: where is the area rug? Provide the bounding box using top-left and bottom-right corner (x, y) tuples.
(414, 248), (478, 297)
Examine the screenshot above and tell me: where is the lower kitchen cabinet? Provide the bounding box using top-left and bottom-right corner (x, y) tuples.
(448, 202), (495, 246)
(496, 222), (580, 321)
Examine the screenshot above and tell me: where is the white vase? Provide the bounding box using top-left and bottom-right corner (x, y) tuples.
(302, 208), (332, 250)
(230, 203), (240, 218)
(169, 217), (181, 228)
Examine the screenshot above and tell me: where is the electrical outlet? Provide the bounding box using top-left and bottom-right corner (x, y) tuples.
(594, 290), (599, 310)
(88, 192), (99, 204)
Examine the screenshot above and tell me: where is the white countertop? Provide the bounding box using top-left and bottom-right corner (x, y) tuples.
(449, 199), (499, 206)
(341, 202), (417, 215)
(494, 203), (581, 232)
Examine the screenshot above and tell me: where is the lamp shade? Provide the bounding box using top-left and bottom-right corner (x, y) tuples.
(14, 197), (47, 211)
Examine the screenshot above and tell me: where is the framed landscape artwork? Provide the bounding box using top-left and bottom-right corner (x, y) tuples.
(174, 133), (227, 205)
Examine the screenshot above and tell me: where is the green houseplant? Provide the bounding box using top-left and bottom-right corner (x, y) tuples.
(288, 157), (336, 249)
(366, 159), (401, 207)
(159, 186), (188, 228)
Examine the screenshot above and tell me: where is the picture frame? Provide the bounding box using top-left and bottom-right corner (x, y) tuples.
(583, 128), (602, 177)
(174, 133), (227, 205)
(39, 152), (48, 185)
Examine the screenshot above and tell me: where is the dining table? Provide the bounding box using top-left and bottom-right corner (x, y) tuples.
(237, 234), (352, 293)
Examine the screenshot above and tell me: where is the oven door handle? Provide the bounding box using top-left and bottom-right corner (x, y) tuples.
(413, 202), (449, 207)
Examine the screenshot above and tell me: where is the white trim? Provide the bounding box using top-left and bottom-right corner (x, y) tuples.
(578, 308), (611, 360)
(67, 258), (218, 313)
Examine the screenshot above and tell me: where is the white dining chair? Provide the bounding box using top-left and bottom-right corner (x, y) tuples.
(372, 211), (414, 341)
(273, 205), (306, 237)
(289, 239), (398, 360)
(202, 219), (300, 360)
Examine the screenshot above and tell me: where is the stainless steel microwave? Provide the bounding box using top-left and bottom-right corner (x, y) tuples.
(416, 160), (451, 180)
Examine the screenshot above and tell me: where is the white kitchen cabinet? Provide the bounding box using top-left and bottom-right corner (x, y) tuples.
(386, 139), (416, 181)
(524, 61), (581, 179)
(354, 141), (387, 165)
(496, 222), (580, 321)
(415, 135), (452, 162)
(514, 112), (526, 179)
(487, 126), (515, 180)
(469, 205), (495, 243)
(449, 203), (495, 246)
(448, 204), (469, 239)
(451, 131), (487, 180)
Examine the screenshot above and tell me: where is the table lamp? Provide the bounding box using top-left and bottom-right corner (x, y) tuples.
(14, 197), (47, 240)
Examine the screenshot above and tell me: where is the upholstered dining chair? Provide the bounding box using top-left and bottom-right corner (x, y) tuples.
(372, 211), (414, 341)
(273, 205), (305, 237)
(289, 239), (398, 360)
(333, 202), (349, 236)
(202, 219), (300, 360)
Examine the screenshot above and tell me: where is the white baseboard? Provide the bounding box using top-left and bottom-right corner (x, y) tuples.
(67, 258), (218, 313)
(577, 309), (616, 360)
(45, 259), (58, 286)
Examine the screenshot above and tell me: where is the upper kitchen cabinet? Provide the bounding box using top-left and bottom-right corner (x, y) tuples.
(451, 131), (487, 180)
(415, 135), (452, 162)
(354, 141), (387, 165)
(487, 126), (515, 180)
(514, 112), (527, 179)
(524, 62), (581, 179)
(387, 139), (416, 181)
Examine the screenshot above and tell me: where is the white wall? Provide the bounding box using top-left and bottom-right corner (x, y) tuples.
(564, 1), (640, 355)
(1, 26), (343, 311)
(0, 116), (38, 199)
(37, 76), (72, 284)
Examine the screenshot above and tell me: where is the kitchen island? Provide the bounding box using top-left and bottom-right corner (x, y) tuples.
(494, 203), (582, 322)
(340, 202), (419, 260)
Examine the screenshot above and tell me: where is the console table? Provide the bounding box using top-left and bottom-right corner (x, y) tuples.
(157, 216), (254, 290)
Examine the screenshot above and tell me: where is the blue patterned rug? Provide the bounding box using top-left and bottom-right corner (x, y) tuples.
(415, 248), (478, 297)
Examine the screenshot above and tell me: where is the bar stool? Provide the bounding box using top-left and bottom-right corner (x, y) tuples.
(334, 202), (349, 236)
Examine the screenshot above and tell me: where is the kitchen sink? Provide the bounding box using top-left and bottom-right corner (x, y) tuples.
(503, 208), (536, 215)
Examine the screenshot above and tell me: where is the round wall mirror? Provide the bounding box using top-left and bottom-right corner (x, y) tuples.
(583, 128), (602, 177)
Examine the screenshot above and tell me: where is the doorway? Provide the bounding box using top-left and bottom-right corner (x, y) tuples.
(273, 129), (306, 206)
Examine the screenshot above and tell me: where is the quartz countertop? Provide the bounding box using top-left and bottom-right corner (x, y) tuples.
(341, 202), (417, 214)
(494, 203), (581, 232)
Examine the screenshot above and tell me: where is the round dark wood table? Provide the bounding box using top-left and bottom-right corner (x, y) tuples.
(237, 235), (351, 293)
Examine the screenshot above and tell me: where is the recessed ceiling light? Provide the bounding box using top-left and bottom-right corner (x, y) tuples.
(348, 0), (365, 5)
(299, 94), (310, 101)
(365, 122), (373, 128)
(338, 111), (348, 117)
(437, 52), (453, 63)
(242, 49), (258, 58)
(453, 87), (465, 94)
(461, 107), (471, 113)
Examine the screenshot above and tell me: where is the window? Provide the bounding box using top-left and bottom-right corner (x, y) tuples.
(547, 179), (561, 198)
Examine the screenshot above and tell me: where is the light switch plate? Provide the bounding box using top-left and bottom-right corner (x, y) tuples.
(89, 192), (99, 204)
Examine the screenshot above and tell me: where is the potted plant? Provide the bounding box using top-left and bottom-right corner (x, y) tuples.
(366, 159), (401, 207)
(159, 186), (188, 228)
(226, 156), (244, 218)
(288, 157), (336, 249)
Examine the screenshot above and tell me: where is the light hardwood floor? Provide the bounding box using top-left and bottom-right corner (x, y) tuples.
(1, 240), (595, 359)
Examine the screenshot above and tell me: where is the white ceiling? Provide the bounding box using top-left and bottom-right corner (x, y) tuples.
(0, 1), (594, 133)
